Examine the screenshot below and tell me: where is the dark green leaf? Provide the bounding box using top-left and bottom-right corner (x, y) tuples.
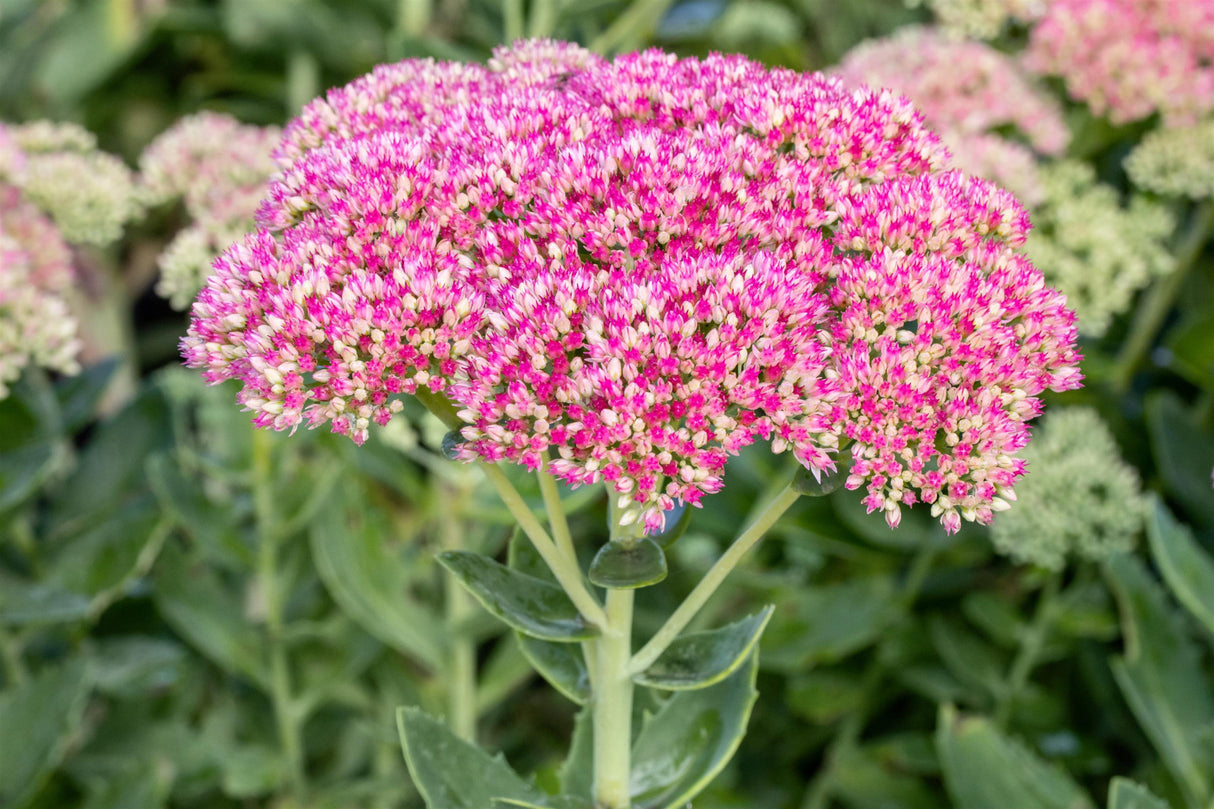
(588, 538), (668, 589)
(438, 551), (598, 642)
(397, 707), (545, 809)
(80, 760), (168, 809)
(1105, 555), (1214, 806)
(89, 636), (185, 698)
(0, 659), (90, 807)
(560, 708), (594, 800)
(1166, 312), (1214, 389)
(0, 578), (90, 627)
(786, 670), (867, 724)
(936, 705), (1095, 809)
(634, 606), (773, 690)
(629, 654), (760, 809)
(517, 633), (590, 704)
(762, 578), (897, 671)
(1145, 497), (1214, 638)
(1107, 778), (1169, 809)
(929, 616), (1009, 704)
(830, 744), (940, 809)
(55, 357), (119, 433)
(310, 498), (445, 670)
(492, 798), (593, 809)
(1145, 391), (1214, 527)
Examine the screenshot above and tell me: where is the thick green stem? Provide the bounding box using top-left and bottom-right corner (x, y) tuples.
(480, 463), (608, 629)
(593, 586), (636, 809)
(527, 0), (557, 37)
(502, 0), (525, 41)
(1111, 201), (1213, 392)
(252, 430), (306, 797)
(439, 485), (478, 741)
(995, 572), (1061, 728)
(628, 483), (800, 676)
(411, 389), (607, 629)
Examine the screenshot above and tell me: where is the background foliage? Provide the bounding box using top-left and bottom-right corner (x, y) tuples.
(1, 1), (1212, 808)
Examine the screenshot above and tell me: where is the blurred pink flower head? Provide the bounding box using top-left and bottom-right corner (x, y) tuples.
(185, 40), (1081, 534)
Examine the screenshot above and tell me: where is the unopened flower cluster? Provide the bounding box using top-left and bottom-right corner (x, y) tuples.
(836, 26), (1067, 204)
(185, 40), (1081, 534)
(1026, 0), (1214, 126)
(1025, 161), (1174, 336)
(990, 407), (1144, 570)
(0, 122), (139, 397)
(140, 113), (281, 309)
(910, 0), (1047, 39)
(1125, 118), (1214, 199)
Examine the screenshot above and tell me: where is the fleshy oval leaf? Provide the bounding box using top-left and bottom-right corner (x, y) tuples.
(1145, 497), (1214, 637)
(588, 538), (667, 589)
(652, 501), (692, 548)
(634, 606), (774, 691)
(438, 550), (598, 641)
(1107, 778), (1169, 809)
(516, 632), (591, 704)
(397, 707), (544, 809)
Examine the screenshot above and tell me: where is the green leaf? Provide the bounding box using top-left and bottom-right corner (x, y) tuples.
(1105, 554), (1214, 806)
(397, 707), (546, 809)
(0, 658), (90, 807)
(761, 578), (897, 672)
(1145, 498), (1214, 638)
(1166, 312), (1214, 389)
(80, 759), (168, 809)
(0, 384), (62, 513)
(588, 538), (668, 589)
(928, 616), (1009, 704)
(492, 798), (593, 809)
(935, 705), (1095, 809)
(0, 578), (90, 627)
(152, 546), (269, 687)
(651, 501), (692, 548)
(1145, 391), (1214, 527)
(560, 708), (594, 800)
(629, 653), (760, 809)
(310, 497), (446, 670)
(89, 636), (185, 698)
(634, 606), (773, 690)
(476, 635), (536, 712)
(437, 551), (598, 642)
(786, 670), (867, 724)
(830, 744), (940, 809)
(1107, 778), (1169, 809)
(517, 633), (591, 704)
(55, 357), (119, 433)
(792, 463), (845, 497)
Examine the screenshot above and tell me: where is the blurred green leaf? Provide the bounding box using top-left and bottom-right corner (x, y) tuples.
(634, 606), (773, 690)
(397, 707), (545, 809)
(153, 546), (269, 688)
(1106, 778), (1169, 809)
(310, 496), (445, 670)
(55, 358), (119, 434)
(762, 578), (897, 671)
(89, 636), (185, 698)
(438, 551), (599, 642)
(516, 632), (590, 704)
(560, 708), (594, 800)
(0, 658), (90, 808)
(936, 705), (1095, 809)
(929, 616), (1009, 705)
(786, 670), (867, 724)
(830, 744), (940, 809)
(80, 760), (168, 809)
(1166, 313), (1214, 389)
(630, 654), (759, 809)
(1106, 554), (1214, 807)
(1145, 497), (1214, 638)
(1145, 391), (1214, 527)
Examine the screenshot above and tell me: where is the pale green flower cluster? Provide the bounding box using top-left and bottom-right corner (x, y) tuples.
(1125, 119), (1214, 199)
(990, 408), (1146, 570)
(0, 121), (141, 246)
(1026, 161), (1175, 336)
(139, 113), (280, 309)
(908, 0), (1045, 38)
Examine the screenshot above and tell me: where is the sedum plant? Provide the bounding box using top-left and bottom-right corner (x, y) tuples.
(182, 39), (1081, 809)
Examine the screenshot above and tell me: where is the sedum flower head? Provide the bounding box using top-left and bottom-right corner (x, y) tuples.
(1026, 0), (1214, 126)
(0, 219), (79, 398)
(185, 41), (1081, 534)
(835, 27), (1067, 204)
(909, 0), (1048, 39)
(1025, 160), (1174, 336)
(1125, 118), (1214, 199)
(8, 121), (97, 154)
(990, 407), (1145, 570)
(19, 151), (142, 245)
(140, 112), (281, 308)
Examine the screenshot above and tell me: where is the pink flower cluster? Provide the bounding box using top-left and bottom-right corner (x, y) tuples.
(185, 40), (1081, 533)
(836, 26), (1068, 203)
(1026, 0), (1214, 126)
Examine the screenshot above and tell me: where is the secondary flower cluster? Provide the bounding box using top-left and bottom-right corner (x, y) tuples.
(0, 121), (139, 397)
(1025, 161), (1174, 336)
(185, 40), (1081, 534)
(912, 0), (1047, 39)
(1026, 0), (1214, 126)
(835, 26), (1068, 204)
(140, 113), (282, 309)
(990, 407), (1144, 570)
(1125, 118), (1214, 199)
